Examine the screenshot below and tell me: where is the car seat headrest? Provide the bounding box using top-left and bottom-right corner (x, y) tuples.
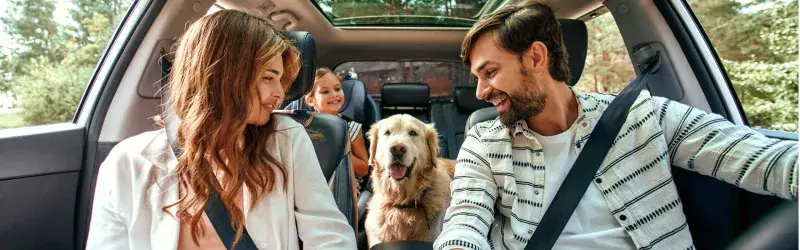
(454, 86), (491, 113)
(381, 83), (430, 107)
(282, 31), (316, 103)
(558, 19), (588, 86)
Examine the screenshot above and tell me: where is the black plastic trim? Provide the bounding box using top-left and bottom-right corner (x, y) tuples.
(0, 169), (80, 182)
(754, 128), (798, 141)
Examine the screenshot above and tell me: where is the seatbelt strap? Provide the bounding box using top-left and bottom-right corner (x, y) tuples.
(205, 185), (260, 250)
(525, 53), (661, 250)
(160, 56), (259, 250)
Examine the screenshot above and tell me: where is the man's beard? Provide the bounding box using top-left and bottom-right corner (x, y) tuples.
(488, 69), (547, 126)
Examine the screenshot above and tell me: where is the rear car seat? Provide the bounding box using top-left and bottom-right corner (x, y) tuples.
(283, 77), (379, 138)
(431, 86), (491, 159)
(380, 82), (431, 122)
(280, 32), (357, 232)
(339, 78), (380, 140)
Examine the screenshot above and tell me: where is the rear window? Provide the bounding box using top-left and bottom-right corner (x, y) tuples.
(334, 61), (476, 101)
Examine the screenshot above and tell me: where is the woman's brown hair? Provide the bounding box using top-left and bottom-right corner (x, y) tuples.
(165, 9), (300, 246)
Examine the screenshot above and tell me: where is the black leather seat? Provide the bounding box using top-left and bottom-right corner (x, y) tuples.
(339, 78), (380, 138)
(380, 82), (431, 122)
(278, 32), (345, 181)
(282, 75), (379, 146)
(432, 86), (491, 159)
(279, 32), (356, 231)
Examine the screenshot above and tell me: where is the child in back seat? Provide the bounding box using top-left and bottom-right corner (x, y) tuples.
(304, 67), (370, 195)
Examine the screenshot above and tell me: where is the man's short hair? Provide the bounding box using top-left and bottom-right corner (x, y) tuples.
(461, 1), (571, 83)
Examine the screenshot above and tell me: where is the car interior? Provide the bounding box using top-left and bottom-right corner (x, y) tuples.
(0, 0), (796, 249)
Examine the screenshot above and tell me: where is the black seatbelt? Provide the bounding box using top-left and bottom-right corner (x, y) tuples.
(205, 184), (260, 250)
(160, 56), (258, 250)
(525, 53), (661, 250)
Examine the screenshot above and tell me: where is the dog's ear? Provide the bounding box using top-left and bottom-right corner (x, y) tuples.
(366, 120), (381, 166)
(425, 123), (440, 167)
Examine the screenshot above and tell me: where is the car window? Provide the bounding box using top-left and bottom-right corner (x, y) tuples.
(575, 8), (636, 95)
(335, 61), (476, 101)
(688, 0), (797, 132)
(0, 0), (133, 130)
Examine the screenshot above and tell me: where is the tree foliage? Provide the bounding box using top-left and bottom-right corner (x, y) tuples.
(726, 60), (798, 131)
(578, 1), (797, 132)
(0, 0), (130, 127)
(579, 12), (634, 94)
(13, 58), (92, 124)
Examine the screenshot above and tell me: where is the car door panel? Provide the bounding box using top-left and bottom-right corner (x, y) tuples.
(754, 128), (798, 141)
(0, 125), (85, 179)
(0, 125), (85, 250)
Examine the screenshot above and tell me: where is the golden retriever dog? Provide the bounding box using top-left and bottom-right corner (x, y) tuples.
(364, 114), (456, 248)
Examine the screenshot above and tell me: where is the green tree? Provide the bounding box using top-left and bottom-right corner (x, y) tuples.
(579, 12), (635, 94)
(1, 0), (66, 63)
(751, 1), (797, 62)
(689, 0), (797, 63)
(65, 12), (114, 66)
(69, 0), (129, 45)
(726, 60), (798, 131)
(581, 1), (797, 132)
(12, 58), (92, 124)
(0, 0), (131, 127)
(0, 0), (68, 91)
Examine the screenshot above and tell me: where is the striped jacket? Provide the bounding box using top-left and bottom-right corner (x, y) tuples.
(434, 89), (798, 250)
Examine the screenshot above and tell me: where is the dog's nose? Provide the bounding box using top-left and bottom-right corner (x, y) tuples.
(390, 144), (406, 157)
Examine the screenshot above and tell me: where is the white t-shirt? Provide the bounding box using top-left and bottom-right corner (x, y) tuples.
(531, 121), (636, 250)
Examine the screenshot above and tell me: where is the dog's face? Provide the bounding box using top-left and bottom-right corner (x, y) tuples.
(367, 114), (439, 186)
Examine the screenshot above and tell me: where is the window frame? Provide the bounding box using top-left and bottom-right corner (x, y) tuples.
(332, 59), (475, 101)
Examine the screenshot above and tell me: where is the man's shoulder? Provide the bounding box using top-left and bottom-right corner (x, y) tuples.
(470, 118), (507, 139)
(578, 89), (664, 114)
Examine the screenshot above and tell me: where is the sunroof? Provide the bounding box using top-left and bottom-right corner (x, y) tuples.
(312, 0), (506, 27)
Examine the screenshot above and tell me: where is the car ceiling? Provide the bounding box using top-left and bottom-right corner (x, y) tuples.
(215, 0), (604, 67)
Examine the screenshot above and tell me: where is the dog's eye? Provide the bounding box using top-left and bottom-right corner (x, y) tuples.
(409, 130), (418, 136)
(384, 130), (391, 136)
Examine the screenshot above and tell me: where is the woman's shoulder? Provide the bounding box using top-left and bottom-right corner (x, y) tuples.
(272, 114), (311, 143)
(94, 129), (171, 213)
(110, 129), (168, 158)
(102, 129), (171, 176)
(273, 114), (304, 131)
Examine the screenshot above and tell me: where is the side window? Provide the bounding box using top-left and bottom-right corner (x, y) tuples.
(335, 61), (475, 101)
(0, 0), (132, 130)
(688, 0), (797, 132)
(576, 8), (636, 94)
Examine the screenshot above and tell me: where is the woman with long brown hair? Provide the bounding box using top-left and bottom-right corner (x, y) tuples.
(86, 10), (356, 249)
